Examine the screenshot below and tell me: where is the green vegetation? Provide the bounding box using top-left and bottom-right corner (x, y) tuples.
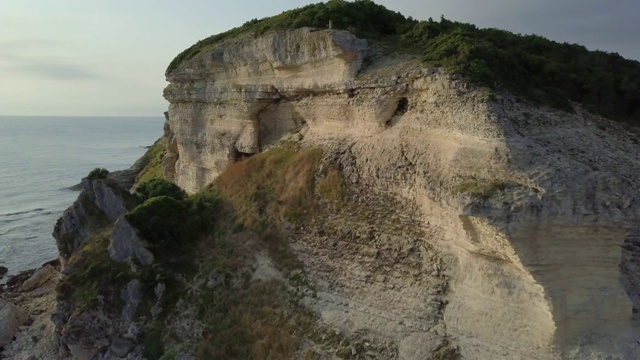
(127, 180), (219, 250)
(129, 145), (348, 359)
(167, 0), (640, 123)
(58, 143), (382, 359)
(142, 328), (165, 360)
(135, 138), (167, 187)
(56, 225), (130, 315)
(166, 0), (411, 74)
(136, 178), (186, 201)
(87, 167), (109, 181)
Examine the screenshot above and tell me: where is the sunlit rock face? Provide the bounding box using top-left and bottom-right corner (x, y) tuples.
(164, 27), (640, 359)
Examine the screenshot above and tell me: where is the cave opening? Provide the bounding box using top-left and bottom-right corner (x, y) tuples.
(394, 97), (409, 116)
(385, 97), (409, 128)
(231, 147), (255, 162)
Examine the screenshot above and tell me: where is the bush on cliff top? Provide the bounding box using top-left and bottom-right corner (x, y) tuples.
(136, 178), (186, 201)
(167, 0), (640, 124)
(87, 167), (109, 181)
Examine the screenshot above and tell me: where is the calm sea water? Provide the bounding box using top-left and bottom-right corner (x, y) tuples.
(0, 116), (164, 277)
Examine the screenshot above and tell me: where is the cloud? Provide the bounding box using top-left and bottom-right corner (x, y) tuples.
(0, 38), (78, 52)
(13, 62), (99, 80)
(0, 53), (99, 81)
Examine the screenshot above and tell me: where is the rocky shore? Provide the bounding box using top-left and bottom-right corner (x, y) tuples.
(0, 262), (62, 360)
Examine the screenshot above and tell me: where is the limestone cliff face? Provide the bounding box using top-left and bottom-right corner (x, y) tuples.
(164, 28), (368, 193)
(164, 28), (640, 359)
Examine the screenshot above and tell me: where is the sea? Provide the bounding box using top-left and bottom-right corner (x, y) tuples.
(0, 116), (164, 278)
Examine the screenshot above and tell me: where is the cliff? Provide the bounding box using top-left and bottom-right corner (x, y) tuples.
(162, 27), (640, 359)
(5, 9), (640, 360)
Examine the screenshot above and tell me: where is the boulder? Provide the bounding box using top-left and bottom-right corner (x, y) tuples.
(61, 311), (111, 360)
(0, 265), (8, 277)
(120, 279), (142, 323)
(108, 217), (154, 266)
(0, 299), (27, 347)
(109, 336), (135, 357)
(22, 264), (55, 292)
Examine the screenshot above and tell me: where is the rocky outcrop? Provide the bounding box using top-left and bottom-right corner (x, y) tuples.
(22, 264), (55, 292)
(0, 299), (26, 347)
(82, 178), (128, 222)
(1, 264), (64, 360)
(108, 217), (154, 266)
(53, 196), (92, 263)
(49, 175), (153, 359)
(164, 27), (369, 193)
(163, 28), (640, 359)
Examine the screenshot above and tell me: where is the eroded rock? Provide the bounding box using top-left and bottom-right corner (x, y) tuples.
(61, 311), (111, 360)
(0, 299), (27, 347)
(21, 265), (54, 292)
(108, 217), (154, 266)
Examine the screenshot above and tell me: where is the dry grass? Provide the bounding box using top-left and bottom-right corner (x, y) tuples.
(214, 147), (322, 229)
(455, 178), (518, 200)
(316, 167), (346, 205)
(197, 281), (299, 360)
(190, 146), (331, 359)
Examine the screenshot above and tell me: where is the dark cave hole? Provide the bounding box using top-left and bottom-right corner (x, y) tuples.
(385, 97), (409, 127)
(394, 97), (409, 116)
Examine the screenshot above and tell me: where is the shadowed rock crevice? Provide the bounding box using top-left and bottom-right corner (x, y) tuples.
(621, 229), (640, 319)
(385, 97), (409, 128)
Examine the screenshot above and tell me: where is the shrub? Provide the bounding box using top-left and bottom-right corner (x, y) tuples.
(87, 167), (109, 181)
(142, 328), (165, 360)
(126, 196), (188, 244)
(137, 178), (187, 201)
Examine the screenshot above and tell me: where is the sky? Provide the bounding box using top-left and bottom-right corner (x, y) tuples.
(0, 0), (638, 116)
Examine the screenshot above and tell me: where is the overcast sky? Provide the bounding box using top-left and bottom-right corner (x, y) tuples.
(1, 0), (638, 116)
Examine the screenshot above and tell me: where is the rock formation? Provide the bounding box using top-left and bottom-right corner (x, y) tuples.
(0, 299), (27, 347)
(4, 23), (638, 360)
(163, 27), (640, 359)
(47, 174), (152, 359)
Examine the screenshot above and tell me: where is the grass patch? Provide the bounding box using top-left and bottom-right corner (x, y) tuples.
(56, 226), (131, 314)
(316, 167), (347, 205)
(214, 147), (322, 229)
(455, 178), (518, 200)
(135, 137), (167, 188)
(196, 280), (300, 360)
